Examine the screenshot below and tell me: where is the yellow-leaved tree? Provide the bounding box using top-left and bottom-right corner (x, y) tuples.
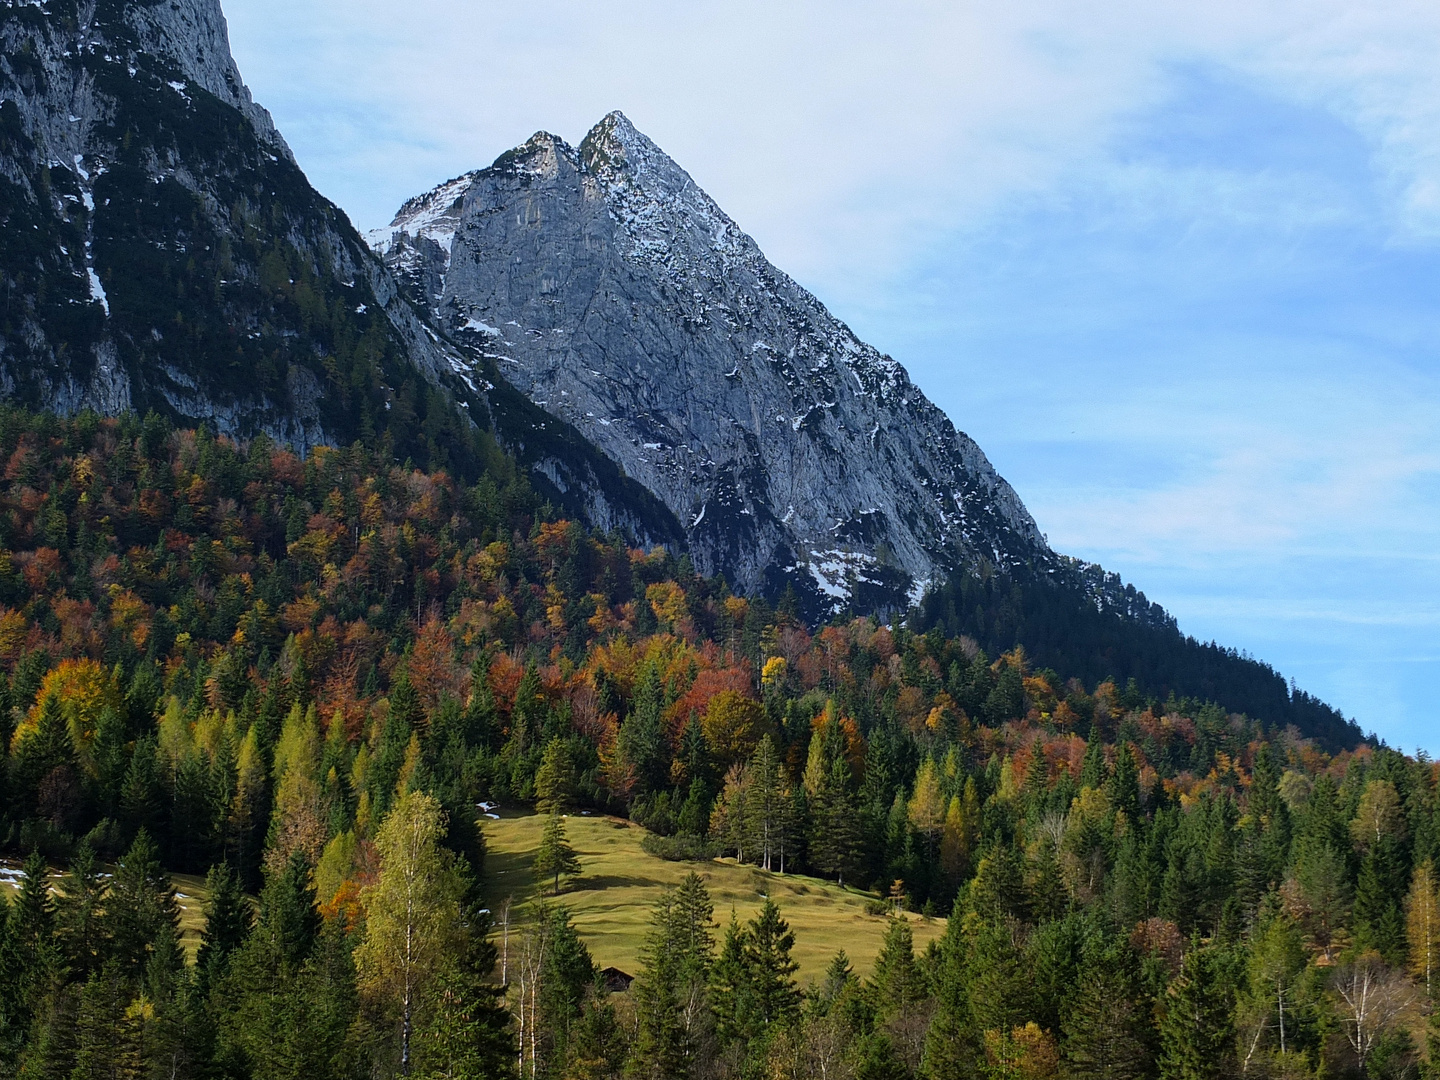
(1406, 859), (1440, 997)
(355, 790), (467, 1076)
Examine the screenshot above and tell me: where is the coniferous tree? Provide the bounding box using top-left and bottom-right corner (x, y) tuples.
(1062, 940), (1153, 1080)
(1355, 835), (1408, 965)
(9, 850), (58, 1055)
(17, 984), (80, 1080)
(1158, 937), (1234, 1080)
(745, 899), (800, 1032)
(196, 862), (253, 975)
(0, 890), (24, 1066)
(709, 913), (751, 1050)
(1106, 741), (1141, 821)
(415, 969), (517, 1080)
(55, 843), (107, 982)
(119, 736), (164, 846)
(617, 663), (666, 795)
(744, 737), (788, 873)
(69, 962), (145, 1080)
(105, 829), (182, 982)
(809, 758), (864, 886)
(1080, 725), (1107, 790)
(869, 916), (927, 1070)
(534, 738), (578, 815)
(255, 850), (323, 971)
(630, 891), (689, 1080)
(924, 903), (985, 1079)
(533, 812), (582, 896)
(534, 905), (595, 1071)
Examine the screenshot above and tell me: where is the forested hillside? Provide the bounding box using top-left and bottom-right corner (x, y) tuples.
(917, 566), (1363, 752)
(0, 408), (1429, 1080)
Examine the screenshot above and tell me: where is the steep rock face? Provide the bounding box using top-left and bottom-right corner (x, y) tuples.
(0, 0), (454, 449)
(373, 112), (1049, 611)
(0, 1), (683, 545)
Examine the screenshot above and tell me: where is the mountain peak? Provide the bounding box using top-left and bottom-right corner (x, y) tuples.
(579, 110), (655, 170)
(374, 115), (1048, 614)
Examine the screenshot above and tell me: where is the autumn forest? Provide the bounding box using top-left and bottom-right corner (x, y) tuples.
(0, 408), (1432, 1080)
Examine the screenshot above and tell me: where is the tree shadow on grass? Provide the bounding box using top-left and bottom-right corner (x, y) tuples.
(480, 842), (537, 890)
(566, 873), (669, 893)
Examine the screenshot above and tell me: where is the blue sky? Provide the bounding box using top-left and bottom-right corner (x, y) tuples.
(222, 0), (1440, 752)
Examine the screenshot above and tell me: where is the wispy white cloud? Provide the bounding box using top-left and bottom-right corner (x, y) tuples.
(224, 0), (1440, 257)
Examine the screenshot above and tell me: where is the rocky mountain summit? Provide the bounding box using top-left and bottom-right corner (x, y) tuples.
(371, 112), (1050, 612)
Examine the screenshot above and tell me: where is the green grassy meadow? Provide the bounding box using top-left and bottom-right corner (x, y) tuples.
(478, 810), (946, 985)
(2, 813), (947, 983)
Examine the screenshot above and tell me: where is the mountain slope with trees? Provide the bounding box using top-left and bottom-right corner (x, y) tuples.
(0, 407), (1424, 1080)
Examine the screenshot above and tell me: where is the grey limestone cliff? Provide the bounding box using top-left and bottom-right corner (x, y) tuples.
(372, 112), (1050, 612)
(0, 1), (682, 546)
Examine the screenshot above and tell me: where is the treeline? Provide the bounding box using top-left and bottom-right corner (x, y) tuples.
(0, 407), (1429, 1079)
(916, 560), (1363, 752)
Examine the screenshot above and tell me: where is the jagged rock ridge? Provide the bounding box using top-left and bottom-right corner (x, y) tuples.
(371, 112), (1050, 612)
(0, 0), (684, 546)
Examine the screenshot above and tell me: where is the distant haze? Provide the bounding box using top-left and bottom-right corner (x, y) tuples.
(223, 0), (1440, 752)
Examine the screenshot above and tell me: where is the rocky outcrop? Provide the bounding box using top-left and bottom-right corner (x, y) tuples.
(372, 112), (1051, 612)
(0, 1), (682, 546)
(0, 0), (450, 449)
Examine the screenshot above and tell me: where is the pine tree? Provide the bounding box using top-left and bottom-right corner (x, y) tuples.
(90, 707), (130, 819)
(809, 758), (864, 886)
(534, 737), (578, 814)
(569, 997), (628, 1080)
(744, 736), (787, 872)
(533, 812), (582, 895)
(69, 962), (145, 1080)
(966, 913), (1034, 1035)
(0, 889), (25, 1065)
(672, 871), (716, 985)
(746, 899), (800, 1030)
(285, 852), (332, 967)
(1106, 742), (1140, 821)
(414, 969), (517, 1080)
(534, 905), (595, 1070)
(9, 850), (58, 1048)
(1062, 941), (1153, 1080)
(196, 862), (253, 975)
(631, 890), (688, 1080)
(12, 693), (79, 824)
(370, 683), (417, 823)
(709, 913), (752, 1049)
(1158, 937), (1234, 1080)
(17, 984), (80, 1080)
(1080, 724), (1107, 790)
(617, 663), (666, 794)
(119, 736), (164, 845)
(1355, 835), (1408, 965)
(55, 843), (108, 982)
(105, 829), (182, 982)
(869, 917), (924, 1029)
(923, 907), (985, 1079)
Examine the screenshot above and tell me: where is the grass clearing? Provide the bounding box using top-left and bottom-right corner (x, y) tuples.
(478, 810), (945, 985)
